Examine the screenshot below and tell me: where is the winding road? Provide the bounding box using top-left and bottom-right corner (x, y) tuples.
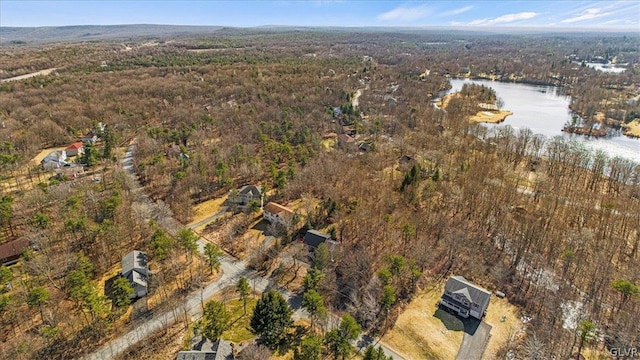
(84, 144), (403, 360)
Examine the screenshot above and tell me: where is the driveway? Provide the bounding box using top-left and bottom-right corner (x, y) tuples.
(455, 319), (492, 360)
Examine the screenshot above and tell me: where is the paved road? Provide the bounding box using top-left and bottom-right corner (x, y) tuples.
(455, 320), (492, 360)
(85, 143), (402, 360)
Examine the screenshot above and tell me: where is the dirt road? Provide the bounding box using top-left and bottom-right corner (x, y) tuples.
(1, 68), (57, 83)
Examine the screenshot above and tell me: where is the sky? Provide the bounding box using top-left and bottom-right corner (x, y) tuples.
(1, 1), (639, 30)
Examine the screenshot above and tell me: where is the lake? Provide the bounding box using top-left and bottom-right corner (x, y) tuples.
(447, 79), (639, 163)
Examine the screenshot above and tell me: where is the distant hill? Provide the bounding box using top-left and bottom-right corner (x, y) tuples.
(1, 24), (636, 45)
(0, 24), (225, 44)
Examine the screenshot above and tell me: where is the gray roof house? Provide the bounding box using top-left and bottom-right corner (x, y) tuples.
(41, 150), (67, 170)
(176, 338), (233, 360)
(228, 185), (262, 207)
(303, 230), (332, 249)
(122, 250), (149, 298)
(440, 276), (491, 320)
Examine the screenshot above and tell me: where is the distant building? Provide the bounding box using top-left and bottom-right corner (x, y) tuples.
(121, 250), (149, 298)
(176, 338), (233, 360)
(338, 133), (355, 146)
(228, 185), (262, 207)
(81, 133), (98, 144)
(440, 276), (491, 320)
(41, 150), (67, 170)
(0, 239), (30, 266)
(65, 142), (84, 157)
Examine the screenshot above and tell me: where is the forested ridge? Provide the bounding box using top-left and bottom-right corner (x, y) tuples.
(0, 30), (638, 359)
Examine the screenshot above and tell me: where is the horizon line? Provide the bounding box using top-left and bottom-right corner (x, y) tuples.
(1, 23), (638, 33)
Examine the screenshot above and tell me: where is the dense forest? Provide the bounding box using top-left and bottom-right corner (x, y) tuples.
(0, 29), (638, 359)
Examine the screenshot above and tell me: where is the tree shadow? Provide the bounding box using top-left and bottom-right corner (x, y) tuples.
(103, 274), (119, 299)
(274, 323), (308, 356)
(287, 292), (303, 311)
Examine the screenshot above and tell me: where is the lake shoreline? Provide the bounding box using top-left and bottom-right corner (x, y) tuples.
(447, 78), (639, 163)
(451, 76), (638, 141)
(436, 92), (513, 124)
(452, 75), (565, 90)
(622, 120), (640, 139)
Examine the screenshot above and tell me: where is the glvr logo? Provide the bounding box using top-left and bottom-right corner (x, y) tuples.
(610, 348), (639, 358)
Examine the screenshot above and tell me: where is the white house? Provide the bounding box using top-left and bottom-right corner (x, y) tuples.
(263, 202), (294, 228)
(41, 150), (67, 170)
(65, 142), (84, 157)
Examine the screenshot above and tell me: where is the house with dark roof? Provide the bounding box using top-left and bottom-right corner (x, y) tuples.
(303, 230), (339, 260)
(228, 185), (262, 207)
(176, 338), (233, 360)
(263, 202), (294, 228)
(0, 239), (30, 266)
(122, 250), (149, 298)
(440, 276), (491, 319)
(303, 230), (332, 249)
(81, 133), (98, 144)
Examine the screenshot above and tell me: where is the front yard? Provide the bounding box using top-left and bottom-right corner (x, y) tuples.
(382, 281), (522, 360)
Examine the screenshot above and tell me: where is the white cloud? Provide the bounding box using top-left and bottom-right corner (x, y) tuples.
(377, 5), (433, 22)
(560, 8), (613, 24)
(469, 12), (538, 26)
(601, 19), (621, 25)
(440, 5), (473, 17)
(468, 18), (490, 26)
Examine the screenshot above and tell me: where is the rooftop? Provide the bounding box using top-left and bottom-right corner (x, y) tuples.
(263, 202), (294, 216)
(0, 238), (29, 263)
(444, 275), (491, 308)
(66, 142), (83, 150)
(122, 250), (148, 276)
